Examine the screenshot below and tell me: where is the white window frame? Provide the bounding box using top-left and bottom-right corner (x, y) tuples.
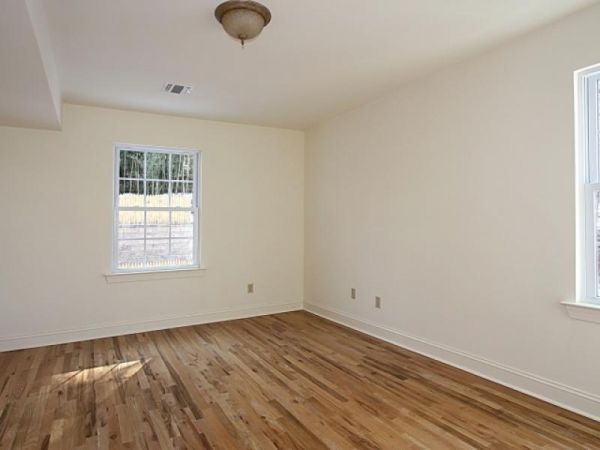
(577, 66), (600, 305)
(112, 143), (202, 274)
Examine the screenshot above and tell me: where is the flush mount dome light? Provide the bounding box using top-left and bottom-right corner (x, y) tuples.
(215, 1), (271, 47)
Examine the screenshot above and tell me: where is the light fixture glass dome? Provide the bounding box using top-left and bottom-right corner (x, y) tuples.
(215, 1), (271, 46)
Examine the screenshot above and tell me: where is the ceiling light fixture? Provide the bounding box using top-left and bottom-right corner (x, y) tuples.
(215, 1), (271, 47)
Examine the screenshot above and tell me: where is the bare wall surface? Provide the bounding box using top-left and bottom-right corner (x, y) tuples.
(0, 104), (304, 347)
(305, 4), (600, 418)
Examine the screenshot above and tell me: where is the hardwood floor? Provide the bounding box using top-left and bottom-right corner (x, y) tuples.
(0, 311), (598, 449)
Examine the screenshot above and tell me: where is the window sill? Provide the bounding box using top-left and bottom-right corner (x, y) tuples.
(561, 300), (600, 324)
(104, 267), (207, 284)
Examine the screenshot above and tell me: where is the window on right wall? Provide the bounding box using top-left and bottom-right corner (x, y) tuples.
(578, 65), (600, 304)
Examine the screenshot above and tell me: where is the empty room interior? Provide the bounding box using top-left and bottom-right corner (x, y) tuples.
(2, 0), (600, 448)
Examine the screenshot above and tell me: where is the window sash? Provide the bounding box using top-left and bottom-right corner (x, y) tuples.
(584, 184), (600, 301)
(582, 69), (600, 302)
(112, 144), (200, 273)
(585, 73), (600, 184)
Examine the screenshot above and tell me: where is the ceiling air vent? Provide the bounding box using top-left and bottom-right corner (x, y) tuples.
(163, 83), (192, 95)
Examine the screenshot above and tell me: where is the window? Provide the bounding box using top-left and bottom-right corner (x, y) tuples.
(113, 144), (200, 273)
(579, 67), (600, 304)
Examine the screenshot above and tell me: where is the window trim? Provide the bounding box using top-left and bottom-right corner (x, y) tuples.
(577, 66), (600, 305)
(104, 267), (207, 284)
(111, 143), (202, 274)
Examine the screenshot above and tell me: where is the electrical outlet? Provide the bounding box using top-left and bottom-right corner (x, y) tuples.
(351, 288), (356, 299)
(247, 283), (254, 294)
(375, 296), (381, 309)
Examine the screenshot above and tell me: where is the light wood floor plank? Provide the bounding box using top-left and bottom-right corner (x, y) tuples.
(0, 311), (598, 449)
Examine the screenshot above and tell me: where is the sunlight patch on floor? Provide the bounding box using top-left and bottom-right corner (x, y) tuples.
(50, 360), (146, 386)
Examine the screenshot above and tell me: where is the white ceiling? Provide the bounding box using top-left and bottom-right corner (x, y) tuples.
(1, 0), (597, 130)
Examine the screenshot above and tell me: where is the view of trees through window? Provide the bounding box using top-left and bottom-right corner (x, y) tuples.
(115, 147), (198, 271)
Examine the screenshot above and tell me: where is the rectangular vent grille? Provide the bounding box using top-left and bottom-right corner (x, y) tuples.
(163, 83), (192, 95)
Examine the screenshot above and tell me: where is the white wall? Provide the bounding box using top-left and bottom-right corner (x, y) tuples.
(305, 4), (600, 418)
(0, 104), (304, 349)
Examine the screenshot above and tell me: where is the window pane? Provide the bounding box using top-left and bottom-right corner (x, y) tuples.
(146, 181), (169, 207)
(597, 78), (600, 133)
(118, 211), (144, 239)
(146, 152), (169, 180)
(114, 147), (199, 272)
(172, 182), (193, 208)
(171, 154), (194, 181)
(120, 150), (144, 178)
(119, 180), (144, 207)
(146, 239), (170, 268)
(117, 240), (145, 270)
(146, 211), (169, 238)
(171, 238), (194, 263)
(172, 211), (194, 238)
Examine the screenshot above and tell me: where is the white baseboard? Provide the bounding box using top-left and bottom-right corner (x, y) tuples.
(304, 302), (600, 422)
(0, 302), (302, 352)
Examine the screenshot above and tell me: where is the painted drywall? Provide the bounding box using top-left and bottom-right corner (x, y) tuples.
(0, 0), (61, 129)
(305, 4), (600, 418)
(25, 0), (62, 125)
(0, 104), (304, 348)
